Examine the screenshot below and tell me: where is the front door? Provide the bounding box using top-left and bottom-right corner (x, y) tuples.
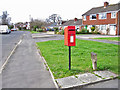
(110, 25), (116, 35)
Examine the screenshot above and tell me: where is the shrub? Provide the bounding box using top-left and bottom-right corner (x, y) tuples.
(80, 29), (89, 34)
(23, 27), (26, 30)
(37, 29), (43, 32)
(76, 31), (81, 34)
(33, 25), (38, 31)
(18, 27), (21, 30)
(9, 25), (14, 29)
(54, 27), (58, 31)
(49, 29), (54, 31)
(54, 27), (59, 34)
(61, 29), (64, 35)
(91, 27), (95, 32)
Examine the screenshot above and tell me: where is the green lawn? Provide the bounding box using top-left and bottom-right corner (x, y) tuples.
(36, 39), (118, 79)
(30, 30), (40, 34)
(93, 37), (120, 41)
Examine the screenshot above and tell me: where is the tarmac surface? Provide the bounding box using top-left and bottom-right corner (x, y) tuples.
(1, 31), (25, 64)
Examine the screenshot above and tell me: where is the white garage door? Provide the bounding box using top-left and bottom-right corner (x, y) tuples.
(110, 25), (116, 35)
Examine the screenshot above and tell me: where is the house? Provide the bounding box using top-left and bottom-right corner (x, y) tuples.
(46, 21), (67, 30)
(62, 18), (82, 31)
(15, 22), (30, 30)
(82, 2), (120, 35)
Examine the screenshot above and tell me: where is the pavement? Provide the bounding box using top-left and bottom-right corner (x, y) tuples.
(56, 71), (118, 89)
(2, 31), (56, 88)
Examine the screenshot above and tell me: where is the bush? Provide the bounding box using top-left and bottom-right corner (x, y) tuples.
(37, 29), (43, 32)
(49, 29), (54, 31)
(81, 29), (89, 34)
(61, 30), (64, 35)
(91, 27), (95, 32)
(18, 27), (21, 30)
(54, 27), (59, 34)
(54, 27), (58, 31)
(9, 25), (14, 29)
(76, 31), (81, 34)
(33, 25), (38, 31)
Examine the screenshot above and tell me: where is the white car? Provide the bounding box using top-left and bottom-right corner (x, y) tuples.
(0, 25), (11, 34)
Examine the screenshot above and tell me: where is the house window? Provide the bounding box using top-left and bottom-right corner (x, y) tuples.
(111, 12), (116, 18)
(90, 14), (97, 20)
(100, 25), (106, 30)
(83, 15), (86, 20)
(99, 13), (107, 19)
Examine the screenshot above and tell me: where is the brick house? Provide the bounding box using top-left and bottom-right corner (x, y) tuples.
(82, 2), (120, 35)
(62, 18), (82, 31)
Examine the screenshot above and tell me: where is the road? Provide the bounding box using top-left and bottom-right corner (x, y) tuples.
(0, 31), (25, 65)
(66, 79), (119, 90)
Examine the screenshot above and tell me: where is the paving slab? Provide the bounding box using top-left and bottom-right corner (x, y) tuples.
(94, 71), (118, 79)
(76, 73), (102, 83)
(56, 76), (83, 88)
(56, 71), (118, 89)
(56, 73), (102, 89)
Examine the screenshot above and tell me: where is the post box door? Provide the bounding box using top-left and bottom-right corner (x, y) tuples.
(68, 34), (75, 46)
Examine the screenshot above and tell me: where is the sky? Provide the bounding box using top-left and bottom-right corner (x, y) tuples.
(0, 0), (120, 23)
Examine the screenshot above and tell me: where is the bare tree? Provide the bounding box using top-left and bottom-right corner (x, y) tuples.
(1, 11), (11, 25)
(30, 19), (47, 29)
(46, 14), (62, 24)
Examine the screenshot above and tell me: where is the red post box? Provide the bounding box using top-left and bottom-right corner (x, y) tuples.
(64, 26), (76, 46)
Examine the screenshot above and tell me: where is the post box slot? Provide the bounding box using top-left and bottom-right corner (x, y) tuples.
(69, 29), (75, 31)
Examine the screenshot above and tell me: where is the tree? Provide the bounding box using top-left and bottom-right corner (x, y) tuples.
(1, 11), (11, 25)
(30, 19), (47, 30)
(46, 14), (62, 24)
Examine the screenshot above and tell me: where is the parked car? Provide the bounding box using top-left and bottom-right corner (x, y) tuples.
(0, 25), (11, 34)
(11, 28), (17, 31)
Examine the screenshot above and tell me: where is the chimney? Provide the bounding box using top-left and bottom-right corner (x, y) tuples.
(104, 2), (109, 8)
(74, 18), (78, 21)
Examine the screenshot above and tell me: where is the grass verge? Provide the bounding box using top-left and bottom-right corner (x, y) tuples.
(30, 30), (40, 34)
(36, 39), (118, 79)
(93, 37), (120, 41)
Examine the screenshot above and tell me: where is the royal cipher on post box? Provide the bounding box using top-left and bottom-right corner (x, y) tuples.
(64, 26), (76, 46)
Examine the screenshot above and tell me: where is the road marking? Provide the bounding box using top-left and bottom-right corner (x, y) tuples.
(0, 39), (22, 74)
